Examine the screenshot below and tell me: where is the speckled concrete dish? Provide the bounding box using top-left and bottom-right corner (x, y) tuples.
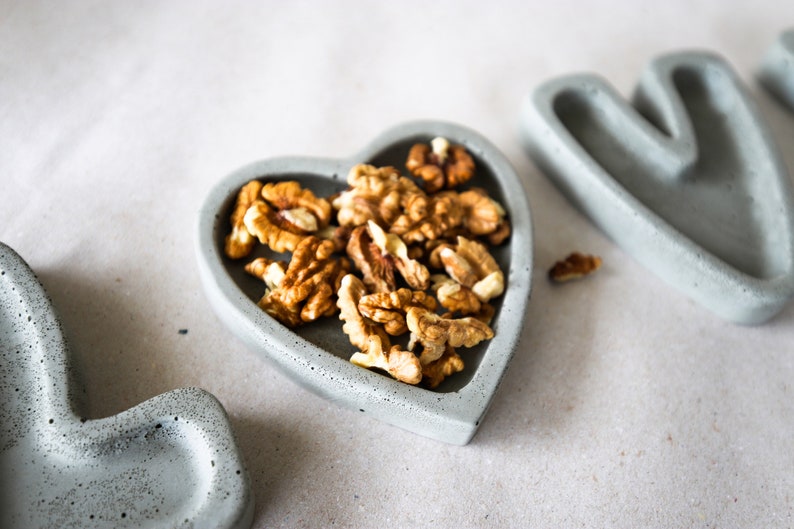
(196, 121), (533, 445)
(521, 51), (794, 324)
(0, 243), (253, 529)
(760, 29), (794, 112)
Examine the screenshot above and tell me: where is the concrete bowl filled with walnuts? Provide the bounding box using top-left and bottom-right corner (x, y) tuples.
(196, 120), (533, 445)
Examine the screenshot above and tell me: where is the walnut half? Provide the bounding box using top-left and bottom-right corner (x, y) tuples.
(338, 274), (422, 385)
(439, 237), (505, 302)
(257, 236), (348, 327)
(548, 252), (602, 282)
(405, 137), (475, 192)
(406, 306), (494, 365)
(224, 180), (264, 259)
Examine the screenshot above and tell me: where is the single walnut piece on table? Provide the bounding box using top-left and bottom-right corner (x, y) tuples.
(405, 137), (475, 193)
(224, 180), (264, 259)
(257, 236), (348, 327)
(548, 252), (603, 282)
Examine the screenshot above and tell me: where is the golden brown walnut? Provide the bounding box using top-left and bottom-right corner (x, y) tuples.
(336, 274), (390, 349)
(426, 241), (455, 269)
(358, 288), (437, 336)
(279, 207), (321, 233)
(337, 275), (421, 384)
(243, 201), (308, 254)
(333, 164), (424, 228)
(258, 236), (347, 327)
(548, 252), (603, 282)
(345, 225), (397, 293)
(389, 191), (464, 244)
(406, 306), (494, 365)
(244, 257), (288, 292)
(431, 274), (482, 315)
(367, 221), (430, 290)
(458, 188), (509, 238)
(261, 180), (332, 229)
(405, 137), (475, 192)
(438, 246), (478, 288)
(440, 237), (505, 302)
(350, 335), (422, 385)
(224, 180), (264, 259)
(422, 345), (465, 389)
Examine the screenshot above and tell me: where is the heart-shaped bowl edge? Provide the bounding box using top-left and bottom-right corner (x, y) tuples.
(195, 120), (533, 445)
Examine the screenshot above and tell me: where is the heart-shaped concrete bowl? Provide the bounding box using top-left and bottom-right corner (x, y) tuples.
(760, 28), (794, 113)
(521, 51), (794, 324)
(196, 121), (533, 445)
(0, 242), (252, 529)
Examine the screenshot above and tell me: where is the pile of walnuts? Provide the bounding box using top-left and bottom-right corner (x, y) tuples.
(223, 137), (510, 388)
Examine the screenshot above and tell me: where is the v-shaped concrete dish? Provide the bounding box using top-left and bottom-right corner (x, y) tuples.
(0, 242), (253, 529)
(760, 29), (794, 112)
(521, 51), (794, 324)
(195, 121), (533, 445)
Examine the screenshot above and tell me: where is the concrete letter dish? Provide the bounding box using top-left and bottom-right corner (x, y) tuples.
(520, 51), (794, 324)
(195, 121), (533, 445)
(760, 29), (794, 112)
(0, 242), (253, 529)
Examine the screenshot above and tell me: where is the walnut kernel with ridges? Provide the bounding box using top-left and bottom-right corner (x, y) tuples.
(224, 180), (264, 259)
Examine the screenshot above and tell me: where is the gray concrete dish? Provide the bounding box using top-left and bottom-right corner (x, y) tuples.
(521, 51), (794, 324)
(760, 29), (794, 113)
(195, 120), (533, 445)
(0, 242), (253, 529)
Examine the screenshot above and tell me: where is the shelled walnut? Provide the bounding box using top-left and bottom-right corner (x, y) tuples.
(257, 236), (349, 327)
(389, 191), (465, 244)
(224, 180), (264, 259)
(243, 201), (308, 254)
(366, 221), (429, 291)
(459, 188), (510, 242)
(422, 345), (465, 389)
(437, 236), (504, 302)
(405, 137), (475, 192)
(332, 164), (424, 228)
(406, 306), (494, 365)
(260, 181), (332, 229)
(357, 287), (437, 336)
(431, 274), (482, 315)
(548, 252), (602, 282)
